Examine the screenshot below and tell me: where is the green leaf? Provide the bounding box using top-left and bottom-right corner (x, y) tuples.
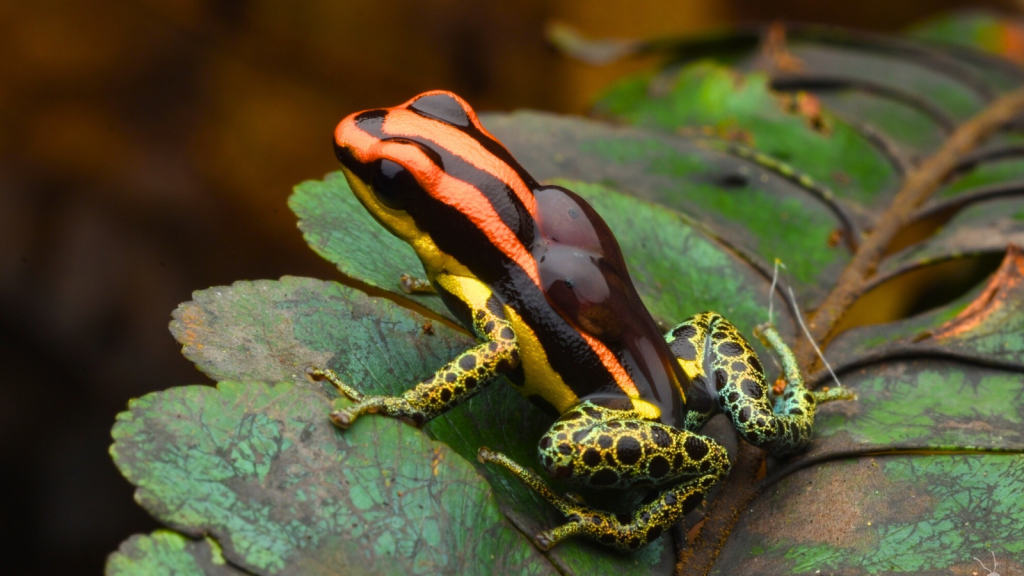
(593, 62), (900, 206)
(112, 11), (1024, 576)
(111, 376), (557, 576)
(714, 453), (1024, 574)
(166, 278), (678, 573)
(106, 531), (245, 576)
(290, 174), (450, 318)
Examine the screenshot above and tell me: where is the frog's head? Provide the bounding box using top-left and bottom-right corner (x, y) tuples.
(333, 91), (539, 281)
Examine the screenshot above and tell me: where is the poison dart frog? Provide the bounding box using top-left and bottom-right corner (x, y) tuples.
(308, 91), (855, 551)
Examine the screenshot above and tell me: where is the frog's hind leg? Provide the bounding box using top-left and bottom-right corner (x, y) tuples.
(671, 312), (853, 456)
(478, 401), (730, 551)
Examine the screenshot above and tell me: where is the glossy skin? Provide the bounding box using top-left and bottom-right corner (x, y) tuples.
(310, 91), (855, 551)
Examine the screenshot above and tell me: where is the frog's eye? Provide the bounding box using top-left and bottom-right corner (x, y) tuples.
(371, 158), (420, 210)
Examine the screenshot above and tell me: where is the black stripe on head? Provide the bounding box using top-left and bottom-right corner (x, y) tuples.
(347, 106), (534, 245)
(459, 124), (540, 192)
(409, 93), (471, 127)
(354, 109), (387, 131)
(381, 130), (535, 246)
(407, 94), (540, 192)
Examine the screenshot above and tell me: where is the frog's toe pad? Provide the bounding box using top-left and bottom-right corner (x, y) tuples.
(329, 409), (356, 429)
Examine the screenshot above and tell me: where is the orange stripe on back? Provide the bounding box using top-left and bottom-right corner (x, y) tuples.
(338, 103), (637, 400)
(384, 109), (538, 217)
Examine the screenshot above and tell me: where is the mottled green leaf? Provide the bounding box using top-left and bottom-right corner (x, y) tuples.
(113, 11), (1024, 576)
(111, 377), (557, 576)
(168, 278), (676, 574)
(785, 360), (1024, 473)
(714, 454), (1024, 574)
(593, 61), (900, 207)
(290, 173), (450, 318)
(106, 531), (245, 576)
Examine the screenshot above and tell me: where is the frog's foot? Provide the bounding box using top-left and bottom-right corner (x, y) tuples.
(306, 367), (424, 429)
(811, 386), (857, 404)
(306, 367), (365, 402)
(477, 447), (578, 515)
(751, 324), (856, 405)
(330, 396), (423, 429)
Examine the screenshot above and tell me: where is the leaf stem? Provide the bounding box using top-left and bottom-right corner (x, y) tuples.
(799, 85), (1024, 369)
(680, 84), (1024, 576)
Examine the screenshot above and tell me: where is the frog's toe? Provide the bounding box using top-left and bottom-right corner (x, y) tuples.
(476, 446), (495, 464)
(534, 531), (554, 551)
(305, 366), (335, 384)
(329, 408), (357, 429)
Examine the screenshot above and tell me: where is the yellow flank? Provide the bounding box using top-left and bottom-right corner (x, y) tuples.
(435, 274), (493, 310)
(630, 398), (661, 420)
(503, 306), (579, 413)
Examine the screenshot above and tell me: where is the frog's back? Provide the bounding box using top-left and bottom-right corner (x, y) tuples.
(333, 90), (689, 426)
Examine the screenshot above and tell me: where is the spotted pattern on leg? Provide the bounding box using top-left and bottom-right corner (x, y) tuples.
(666, 312), (855, 457)
(479, 442), (725, 551)
(537, 401), (730, 490)
(480, 401), (730, 550)
(752, 322), (856, 455)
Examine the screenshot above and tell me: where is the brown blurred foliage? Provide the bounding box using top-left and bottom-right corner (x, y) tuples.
(0, 0), (1015, 573)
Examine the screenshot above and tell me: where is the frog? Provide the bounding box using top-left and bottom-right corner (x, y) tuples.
(307, 90), (856, 551)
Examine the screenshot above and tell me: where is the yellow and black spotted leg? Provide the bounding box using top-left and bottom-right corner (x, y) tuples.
(666, 312), (854, 456)
(479, 401), (730, 551)
(308, 281), (519, 429)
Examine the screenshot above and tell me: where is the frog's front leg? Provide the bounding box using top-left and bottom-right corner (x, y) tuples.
(667, 312), (854, 457)
(479, 401), (730, 551)
(308, 274), (518, 428)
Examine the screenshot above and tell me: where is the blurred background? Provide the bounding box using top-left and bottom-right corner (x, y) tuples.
(0, 0), (1020, 573)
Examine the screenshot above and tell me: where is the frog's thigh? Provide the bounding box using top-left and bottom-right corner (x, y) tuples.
(528, 401), (730, 550)
(538, 401), (730, 490)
